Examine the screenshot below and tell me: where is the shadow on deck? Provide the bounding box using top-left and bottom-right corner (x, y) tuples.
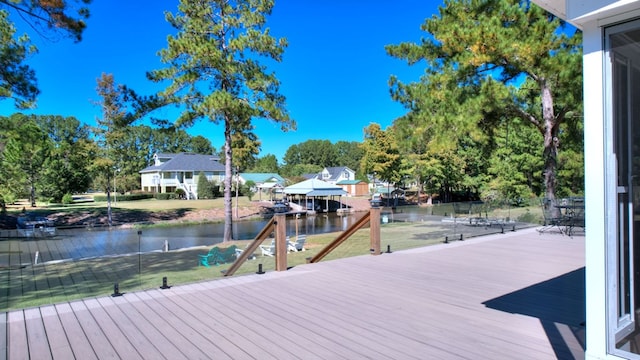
(484, 267), (586, 359)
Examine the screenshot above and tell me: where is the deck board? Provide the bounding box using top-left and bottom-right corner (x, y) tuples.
(53, 303), (98, 360)
(23, 309), (51, 360)
(6, 311), (27, 360)
(124, 291), (209, 359)
(136, 289), (234, 359)
(82, 298), (144, 360)
(99, 295), (183, 360)
(39, 306), (74, 360)
(1, 228), (585, 359)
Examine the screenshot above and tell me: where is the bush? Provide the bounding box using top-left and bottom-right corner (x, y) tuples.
(175, 188), (186, 199)
(198, 173), (220, 199)
(242, 180), (256, 201)
(93, 193), (154, 202)
(62, 193), (74, 205)
(155, 193), (174, 200)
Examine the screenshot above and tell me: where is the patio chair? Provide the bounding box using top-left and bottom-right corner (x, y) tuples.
(259, 239), (276, 257)
(235, 244), (256, 260)
(288, 234), (307, 252)
(538, 197), (567, 234)
(198, 247), (220, 267)
(565, 197), (585, 236)
(217, 245), (238, 264)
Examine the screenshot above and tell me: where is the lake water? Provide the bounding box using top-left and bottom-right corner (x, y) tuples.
(49, 206), (449, 259)
(51, 211), (371, 259)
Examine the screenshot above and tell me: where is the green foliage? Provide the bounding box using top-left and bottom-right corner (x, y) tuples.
(282, 163), (323, 178)
(360, 123), (402, 184)
(1, 114), (51, 206)
(93, 193), (154, 202)
(154, 193), (174, 200)
(1, 1), (91, 42)
(242, 180), (256, 201)
(334, 141), (364, 173)
(386, 0), (583, 200)
(283, 140), (337, 168)
(174, 188), (186, 199)
(197, 172), (209, 199)
(189, 135), (215, 155)
(61, 193), (74, 205)
(197, 172), (220, 199)
(0, 10), (38, 109)
(250, 154), (279, 173)
(34, 115), (94, 202)
(282, 140), (363, 177)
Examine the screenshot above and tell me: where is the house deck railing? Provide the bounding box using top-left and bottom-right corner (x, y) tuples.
(0, 200), (545, 312)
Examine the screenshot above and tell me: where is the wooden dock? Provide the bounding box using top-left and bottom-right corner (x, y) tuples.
(1, 228), (585, 359)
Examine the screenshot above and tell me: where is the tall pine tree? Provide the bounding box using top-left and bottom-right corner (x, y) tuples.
(149, 0), (294, 241)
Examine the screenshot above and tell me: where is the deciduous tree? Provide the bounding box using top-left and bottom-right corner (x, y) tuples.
(386, 0), (582, 203)
(34, 115), (94, 202)
(251, 154), (279, 173)
(360, 123), (402, 192)
(2, 114), (50, 206)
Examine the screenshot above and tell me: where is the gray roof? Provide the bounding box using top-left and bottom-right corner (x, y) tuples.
(140, 153), (225, 173)
(323, 166), (350, 182)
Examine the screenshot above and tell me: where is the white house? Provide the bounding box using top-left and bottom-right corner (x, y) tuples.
(237, 173), (286, 201)
(531, 1), (640, 358)
(139, 153), (225, 199)
(305, 166), (356, 185)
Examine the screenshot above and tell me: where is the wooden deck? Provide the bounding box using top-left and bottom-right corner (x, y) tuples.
(1, 228), (585, 359)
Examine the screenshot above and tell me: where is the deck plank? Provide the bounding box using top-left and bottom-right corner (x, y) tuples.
(96, 295), (172, 360)
(161, 285), (285, 360)
(178, 282), (332, 360)
(23, 309), (51, 360)
(0, 312), (6, 360)
(54, 303), (98, 360)
(126, 291), (210, 359)
(81, 298), (143, 360)
(133, 289), (234, 360)
(39, 306), (74, 360)
(6, 311), (28, 360)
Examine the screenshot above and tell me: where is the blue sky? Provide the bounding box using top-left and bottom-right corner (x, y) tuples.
(0, 1), (441, 162)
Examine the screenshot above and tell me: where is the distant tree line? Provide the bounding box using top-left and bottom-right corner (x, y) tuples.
(0, 113), (216, 206)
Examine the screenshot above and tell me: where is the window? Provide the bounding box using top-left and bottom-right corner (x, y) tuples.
(606, 19), (640, 357)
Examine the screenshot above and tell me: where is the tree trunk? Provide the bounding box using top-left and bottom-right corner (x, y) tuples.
(107, 172), (112, 227)
(540, 80), (560, 217)
(30, 185), (35, 207)
(223, 119), (233, 242)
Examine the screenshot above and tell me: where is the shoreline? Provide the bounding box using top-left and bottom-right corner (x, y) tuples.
(0, 197), (374, 230)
